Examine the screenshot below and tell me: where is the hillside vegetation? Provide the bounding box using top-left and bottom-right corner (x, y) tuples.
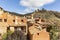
(25, 9), (60, 26)
(25, 8), (60, 40)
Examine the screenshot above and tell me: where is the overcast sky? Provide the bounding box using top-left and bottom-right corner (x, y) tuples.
(0, 0), (60, 14)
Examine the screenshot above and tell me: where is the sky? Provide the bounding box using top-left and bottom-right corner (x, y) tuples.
(0, 0), (60, 14)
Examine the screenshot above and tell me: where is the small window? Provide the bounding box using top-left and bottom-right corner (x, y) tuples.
(0, 19), (2, 22)
(7, 27), (10, 30)
(37, 33), (39, 35)
(21, 27), (24, 30)
(0, 33), (1, 36)
(4, 19), (7, 22)
(14, 27), (17, 30)
(41, 19), (45, 22)
(35, 19), (39, 21)
(21, 20), (24, 22)
(13, 20), (15, 22)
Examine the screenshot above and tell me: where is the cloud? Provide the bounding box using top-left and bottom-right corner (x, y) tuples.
(20, 0), (55, 8)
(19, 0), (55, 14)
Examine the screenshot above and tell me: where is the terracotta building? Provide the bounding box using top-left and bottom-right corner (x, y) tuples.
(0, 8), (27, 35)
(0, 7), (50, 40)
(27, 16), (50, 40)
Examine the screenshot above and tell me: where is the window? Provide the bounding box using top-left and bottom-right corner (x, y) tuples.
(14, 27), (17, 30)
(21, 27), (24, 30)
(7, 27), (10, 30)
(0, 19), (2, 22)
(13, 20), (15, 22)
(4, 19), (7, 22)
(21, 26), (26, 32)
(21, 19), (24, 22)
(41, 19), (45, 22)
(35, 19), (39, 21)
(0, 33), (1, 36)
(37, 33), (39, 35)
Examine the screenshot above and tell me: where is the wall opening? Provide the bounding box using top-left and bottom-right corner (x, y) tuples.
(4, 19), (7, 22)
(0, 19), (2, 22)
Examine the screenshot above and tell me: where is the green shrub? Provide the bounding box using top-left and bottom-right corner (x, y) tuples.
(2, 30), (13, 40)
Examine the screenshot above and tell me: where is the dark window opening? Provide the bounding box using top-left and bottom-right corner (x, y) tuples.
(14, 27), (17, 29)
(46, 26), (52, 32)
(37, 33), (39, 35)
(7, 27), (10, 30)
(4, 19), (7, 22)
(7, 27), (10, 33)
(13, 20), (15, 22)
(0, 19), (2, 22)
(41, 19), (45, 22)
(21, 27), (24, 30)
(0, 33), (1, 36)
(21, 20), (24, 22)
(35, 19), (39, 21)
(42, 27), (46, 29)
(21, 26), (26, 32)
(14, 27), (17, 31)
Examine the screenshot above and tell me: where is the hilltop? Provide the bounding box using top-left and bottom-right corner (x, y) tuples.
(25, 8), (60, 27)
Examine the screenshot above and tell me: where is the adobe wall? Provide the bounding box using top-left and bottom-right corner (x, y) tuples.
(29, 25), (50, 40)
(0, 26), (7, 35)
(0, 10), (27, 35)
(32, 30), (50, 40)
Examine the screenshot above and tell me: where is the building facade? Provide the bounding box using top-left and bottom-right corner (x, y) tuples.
(0, 7), (50, 40)
(0, 8), (27, 35)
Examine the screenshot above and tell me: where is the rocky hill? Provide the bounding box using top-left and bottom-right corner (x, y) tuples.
(25, 9), (60, 19)
(25, 9), (60, 28)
